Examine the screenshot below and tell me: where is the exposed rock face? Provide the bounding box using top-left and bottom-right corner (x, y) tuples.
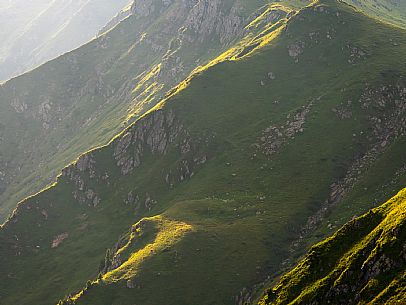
(99, 217), (153, 275)
(126, 278), (138, 289)
(0, 0), (292, 221)
(332, 100), (353, 119)
(182, 0), (245, 44)
(346, 43), (367, 64)
(255, 99), (315, 157)
(332, 81), (406, 201)
(132, 0), (154, 17)
(10, 94), (28, 113)
(235, 287), (253, 305)
(361, 83), (406, 141)
(124, 191), (140, 206)
(288, 41), (305, 62)
(131, 0), (174, 18)
(60, 107), (209, 209)
(113, 108), (209, 190)
(312, 219), (406, 305)
(61, 153), (100, 207)
(52, 233), (69, 248)
(295, 81), (406, 246)
(113, 110), (186, 175)
(38, 101), (53, 129)
(261, 189), (406, 305)
(72, 188), (101, 207)
(76, 154), (96, 174)
(144, 193), (157, 211)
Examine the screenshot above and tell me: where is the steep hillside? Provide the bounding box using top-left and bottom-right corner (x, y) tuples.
(259, 188), (406, 305)
(0, 1), (405, 305)
(0, 0), (307, 222)
(349, 0), (406, 29)
(0, 0), (130, 81)
(98, 2), (134, 35)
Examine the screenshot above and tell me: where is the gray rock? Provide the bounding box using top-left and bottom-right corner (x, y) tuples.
(288, 41), (305, 62)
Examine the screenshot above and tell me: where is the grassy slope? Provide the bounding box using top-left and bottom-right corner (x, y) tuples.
(0, 0), (405, 305)
(260, 188), (406, 305)
(0, 0), (304, 222)
(348, 0), (406, 29)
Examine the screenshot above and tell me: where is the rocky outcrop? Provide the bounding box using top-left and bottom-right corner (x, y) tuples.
(255, 99), (315, 157)
(287, 41), (305, 62)
(309, 218), (406, 305)
(261, 189), (406, 305)
(182, 0), (245, 44)
(113, 109), (186, 175)
(99, 217), (154, 275)
(0, 0), (293, 221)
(59, 106), (209, 209)
(163, 157), (203, 188)
(124, 191), (140, 206)
(360, 82), (406, 141)
(61, 153), (100, 206)
(345, 43), (367, 64)
(132, 0), (162, 18)
(72, 189), (101, 207)
(52, 233), (69, 248)
(332, 100), (353, 119)
(10, 95), (28, 114)
(235, 287), (253, 305)
(113, 108), (209, 192)
(294, 81), (406, 248)
(143, 193), (154, 211)
(336, 82), (406, 198)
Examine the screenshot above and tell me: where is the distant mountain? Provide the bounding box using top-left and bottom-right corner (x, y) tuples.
(259, 188), (406, 305)
(0, 1), (405, 305)
(0, 0), (130, 81)
(349, 0), (406, 29)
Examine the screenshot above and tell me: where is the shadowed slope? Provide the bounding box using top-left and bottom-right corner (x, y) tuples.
(0, 0), (304, 221)
(0, 1), (405, 305)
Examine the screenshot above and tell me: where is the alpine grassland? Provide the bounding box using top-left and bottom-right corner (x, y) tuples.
(0, 1), (405, 305)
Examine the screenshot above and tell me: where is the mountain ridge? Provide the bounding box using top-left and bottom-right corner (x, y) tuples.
(259, 187), (406, 305)
(0, 1), (405, 305)
(0, 0), (304, 221)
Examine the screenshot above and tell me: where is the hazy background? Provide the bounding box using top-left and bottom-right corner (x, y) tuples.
(0, 0), (130, 81)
